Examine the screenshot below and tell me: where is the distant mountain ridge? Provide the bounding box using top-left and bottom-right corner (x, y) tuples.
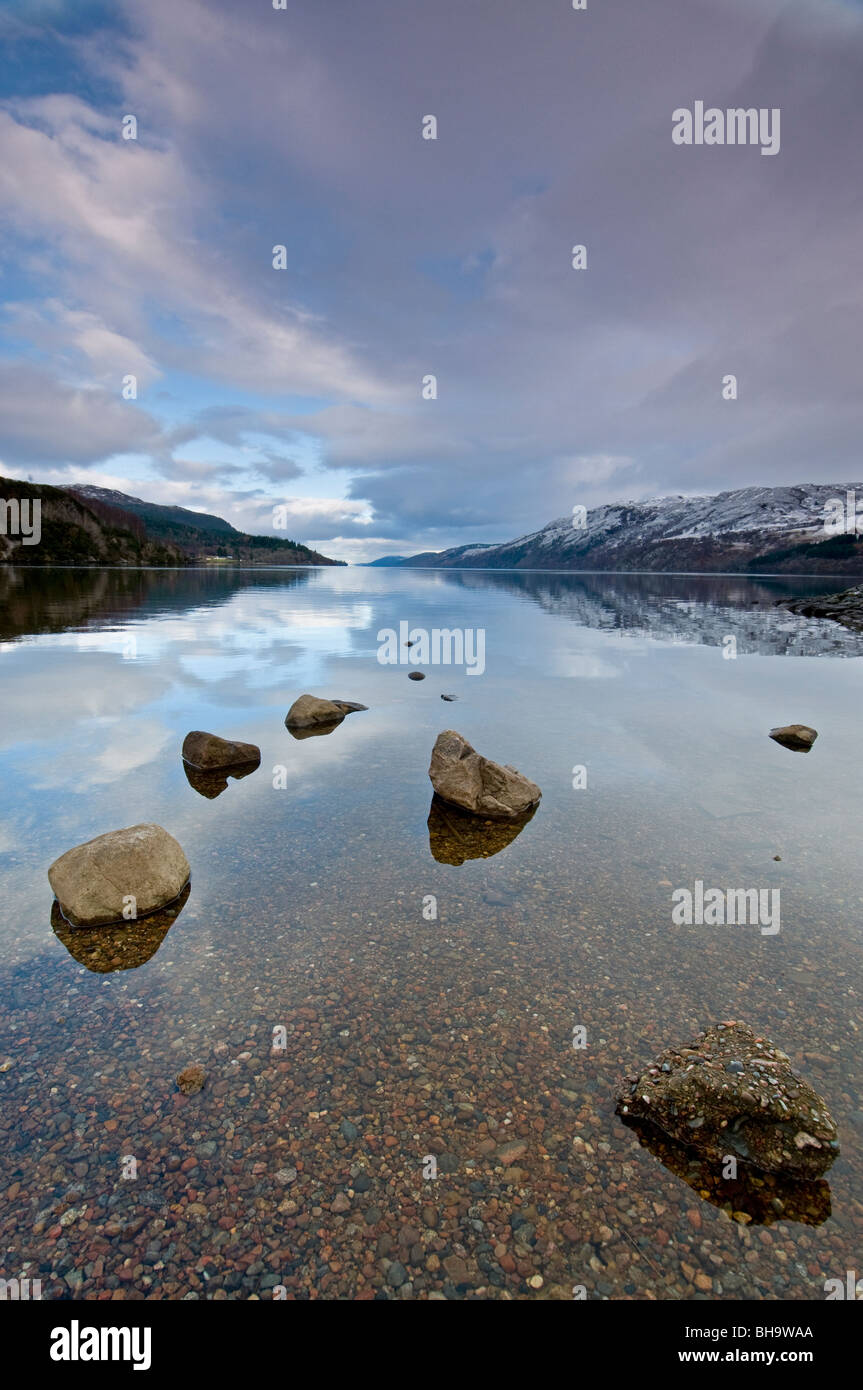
(367, 543), (496, 567)
(372, 485), (863, 575)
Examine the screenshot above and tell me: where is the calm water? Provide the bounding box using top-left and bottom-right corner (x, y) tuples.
(1, 564), (862, 1300)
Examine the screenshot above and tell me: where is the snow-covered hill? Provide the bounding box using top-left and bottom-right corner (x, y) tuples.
(393, 485), (863, 574)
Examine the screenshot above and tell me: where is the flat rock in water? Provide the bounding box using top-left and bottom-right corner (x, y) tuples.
(428, 730), (541, 820)
(769, 724), (818, 752)
(48, 824), (190, 929)
(182, 730), (261, 770)
(615, 1021), (839, 1180)
(285, 694), (367, 729)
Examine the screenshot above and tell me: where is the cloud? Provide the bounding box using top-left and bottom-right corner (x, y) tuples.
(0, 362), (163, 467)
(0, 0), (861, 554)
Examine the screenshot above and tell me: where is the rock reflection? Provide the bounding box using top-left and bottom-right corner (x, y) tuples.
(619, 1115), (831, 1227)
(183, 758), (260, 798)
(51, 883), (191, 973)
(427, 794), (537, 865)
(286, 721), (343, 741)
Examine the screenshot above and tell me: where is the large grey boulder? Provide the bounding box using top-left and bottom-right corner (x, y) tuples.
(48, 824), (191, 928)
(615, 1021), (839, 1181)
(285, 695), (367, 729)
(428, 730), (541, 820)
(182, 730), (260, 770)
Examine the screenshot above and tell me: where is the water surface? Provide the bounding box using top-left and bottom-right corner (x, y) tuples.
(1, 565), (861, 1300)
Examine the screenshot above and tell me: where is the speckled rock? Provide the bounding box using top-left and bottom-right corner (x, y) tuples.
(428, 730), (541, 821)
(615, 1022), (839, 1180)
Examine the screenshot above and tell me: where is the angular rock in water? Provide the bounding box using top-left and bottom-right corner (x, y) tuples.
(615, 1022), (839, 1181)
(183, 760), (259, 799)
(427, 793), (537, 864)
(182, 730), (261, 771)
(769, 724), (818, 752)
(285, 694), (368, 729)
(51, 884), (190, 972)
(428, 730), (541, 820)
(48, 823), (191, 928)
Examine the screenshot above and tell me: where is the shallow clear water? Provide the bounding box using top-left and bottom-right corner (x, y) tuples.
(1, 565), (862, 1300)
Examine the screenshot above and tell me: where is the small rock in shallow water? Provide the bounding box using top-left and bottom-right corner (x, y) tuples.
(181, 730), (260, 771)
(386, 1261), (408, 1287)
(769, 724), (818, 752)
(285, 694), (367, 729)
(496, 1139), (528, 1166)
(408, 671), (425, 681)
(176, 1064), (206, 1095)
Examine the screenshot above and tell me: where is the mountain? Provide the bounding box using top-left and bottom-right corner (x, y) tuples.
(0, 478), (342, 567)
(0, 477), (188, 567)
(71, 485), (234, 536)
(63, 484), (342, 566)
(367, 543), (500, 567)
(378, 485), (863, 574)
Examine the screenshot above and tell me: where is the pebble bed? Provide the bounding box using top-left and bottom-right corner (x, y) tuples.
(1, 792), (861, 1302)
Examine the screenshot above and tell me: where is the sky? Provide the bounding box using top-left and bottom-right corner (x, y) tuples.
(0, 0), (861, 562)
